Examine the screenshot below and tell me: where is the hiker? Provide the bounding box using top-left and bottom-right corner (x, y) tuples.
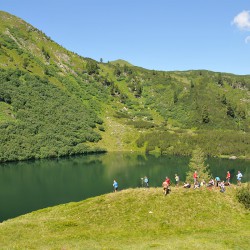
(236, 171), (243, 186)
(215, 176), (221, 187)
(162, 180), (170, 195)
(207, 179), (214, 187)
(113, 180), (118, 192)
(193, 171), (198, 184)
(193, 181), (200, 189)
(140, 177), (144, 187)
(144, 176), (149, 188)
(165, 176), (171, 186)
(183, 182), (191, 188)
(220, 181), (225, 193)
(226, 171), (231, 185)
(200, 179), (206, 187)
(175, 174), (180, 186)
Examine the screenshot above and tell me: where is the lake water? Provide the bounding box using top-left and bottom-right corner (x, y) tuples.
(0, 152), (249, 222)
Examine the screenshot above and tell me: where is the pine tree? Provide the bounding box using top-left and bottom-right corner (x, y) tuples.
(86, 61), (98, 75)
(186, 147), (212, 183)
(201, 105), (210, 123)
(227, 103), (235, 118)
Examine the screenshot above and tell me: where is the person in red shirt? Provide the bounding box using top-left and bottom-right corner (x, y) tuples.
(193, 171), (198, 184)
(163, 176), (171, 195)
(165, 176), (171, 185)
(226, 171), (231, 185)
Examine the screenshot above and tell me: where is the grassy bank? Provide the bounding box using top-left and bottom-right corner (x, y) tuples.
(0, 186), (249, 249)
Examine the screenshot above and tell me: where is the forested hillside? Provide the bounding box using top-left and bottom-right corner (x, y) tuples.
(0, 11), (249, 162)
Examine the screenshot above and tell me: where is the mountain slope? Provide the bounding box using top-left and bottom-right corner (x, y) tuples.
(0, 11), (249, 162)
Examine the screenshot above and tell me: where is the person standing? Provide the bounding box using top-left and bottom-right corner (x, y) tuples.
(215, 176), (221, 187)
(220, 181), (226, 193)
(193, 171), (198, 184)
(163, 177), (171, 195)
(162, 180), (169, 195)
(236, 171), (243, 186)
(165, 176), (171, 186)
(144, 176), (149, 188)
(113, 180), (118, 192)
(226, 171), (231, 185)
(175, 174), (180, 186)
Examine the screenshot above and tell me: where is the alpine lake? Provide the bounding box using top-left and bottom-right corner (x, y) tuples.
(0, 152), (249, 222)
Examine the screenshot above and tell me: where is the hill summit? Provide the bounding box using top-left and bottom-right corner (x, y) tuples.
(110, 59), (134, 67)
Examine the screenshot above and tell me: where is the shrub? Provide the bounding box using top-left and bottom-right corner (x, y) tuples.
(236, 183), (250, 209)
(98, 125), (105, 132)
(114, 111), (131, 119)
(127, 120), (155, 129)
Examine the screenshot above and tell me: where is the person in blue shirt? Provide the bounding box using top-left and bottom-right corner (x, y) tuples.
(215, 176), (221, 187)
(144, 176), (149, 188)
(236, 171), (243, 186)
(113, 180), (118, 192)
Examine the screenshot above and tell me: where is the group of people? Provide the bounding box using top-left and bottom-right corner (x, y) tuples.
(112, 170), (244, 193)
(183, 170), (244, 193)
(113, 176), (149, 192)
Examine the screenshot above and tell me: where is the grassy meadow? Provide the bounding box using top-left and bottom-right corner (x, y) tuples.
(0, 186), (249, 249)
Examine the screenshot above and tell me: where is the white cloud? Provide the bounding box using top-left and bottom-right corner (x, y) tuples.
(232, 10), (250, 30)
(245, 36), (250, 44)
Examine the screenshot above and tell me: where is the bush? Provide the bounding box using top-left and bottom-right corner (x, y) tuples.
(0, 69), (103, 162)
(236, 183), (250, 209)
(127, 120), (155, 129)
(98, 125), (105, 132)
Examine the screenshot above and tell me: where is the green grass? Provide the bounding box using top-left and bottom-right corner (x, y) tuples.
(0, 186), (249, 249)
(92, 115), (143, 152)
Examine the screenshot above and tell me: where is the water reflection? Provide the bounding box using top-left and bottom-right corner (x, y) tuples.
(0, 152), (249, 222)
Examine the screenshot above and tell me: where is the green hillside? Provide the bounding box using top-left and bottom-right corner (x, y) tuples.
(0, 11), (250, 162)
(0, 187), (249, 249)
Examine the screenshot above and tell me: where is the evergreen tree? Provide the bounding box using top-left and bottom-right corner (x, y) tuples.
(135, 84), (143, 98)
(217, 73), (223, 86)
(41, 46), (50, 61)
(221, 94), (227, 105)
(186, 147), (212, 183)
(190, 80), (194, 88)
(201, 105), (210, 123)
(227, 103), (235, 118)
(86, 61), (98, 75)
(173, 91), (178, 103)
(114, 67), (122, 77)
(22, 58), (29, 69)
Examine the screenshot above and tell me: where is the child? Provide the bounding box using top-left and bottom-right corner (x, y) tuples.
(113, 180), (118, 192)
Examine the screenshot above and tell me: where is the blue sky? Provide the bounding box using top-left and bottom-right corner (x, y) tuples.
(0, 0), (250, 75)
